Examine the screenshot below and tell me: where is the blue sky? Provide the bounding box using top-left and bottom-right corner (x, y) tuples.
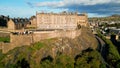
(0, 0), (120, 18)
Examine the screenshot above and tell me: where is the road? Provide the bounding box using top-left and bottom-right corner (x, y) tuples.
(95, 35), (105, 53)
(95, 35), (111, 68)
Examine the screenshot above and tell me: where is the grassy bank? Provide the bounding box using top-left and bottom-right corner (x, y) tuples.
(0, 37), (10, 42)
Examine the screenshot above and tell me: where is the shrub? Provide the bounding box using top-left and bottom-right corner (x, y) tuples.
(75, 49), (104, 68)
(0, 37), (10, 42)
(33, 42), (44, 50)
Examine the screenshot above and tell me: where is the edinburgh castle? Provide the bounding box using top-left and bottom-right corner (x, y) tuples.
(0, 11), (88, 53)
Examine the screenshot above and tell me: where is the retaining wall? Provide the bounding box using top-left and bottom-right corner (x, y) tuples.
(0, 30), (81, 53)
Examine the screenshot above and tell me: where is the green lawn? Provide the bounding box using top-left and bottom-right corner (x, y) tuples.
(0, 37), (10, 43)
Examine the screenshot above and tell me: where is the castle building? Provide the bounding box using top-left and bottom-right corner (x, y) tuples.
(7, 19), (15, 30)
(7, 18), (29, 30)
(0, 12), (89, 53)
(26, 16), (37, 29)
(7, 12), (88, 31)
(36, 12), (88, 30)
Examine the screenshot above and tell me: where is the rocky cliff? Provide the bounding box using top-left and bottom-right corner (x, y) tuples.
(0, 27), (99, 67)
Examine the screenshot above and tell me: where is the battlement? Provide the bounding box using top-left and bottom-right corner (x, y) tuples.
(36, 11), (79, 15)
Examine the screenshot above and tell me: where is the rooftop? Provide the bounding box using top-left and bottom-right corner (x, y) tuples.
(36, 11), (86, 16)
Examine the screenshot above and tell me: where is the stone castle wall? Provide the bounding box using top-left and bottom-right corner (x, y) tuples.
(10, 34), (33, 45)
(77, 15), (88, 26)
(36, 13), (77, 30)
(0, 34), (33, 53)
(0, 30), (81, 53)
(0, 32), (10, 37)
(36, 13), (88, 30)
(7, 19), (15, 30)
(33, 30), (81, 42)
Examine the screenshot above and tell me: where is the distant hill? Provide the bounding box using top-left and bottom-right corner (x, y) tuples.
(111, 14), (120, 17)
(89, 14), (120, 22)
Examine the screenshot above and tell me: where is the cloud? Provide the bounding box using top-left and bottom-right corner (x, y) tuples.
(27, 0), (120, 17)
(33, 0), (120, 7)
(26, 2), (34, 8)
(35, 1), (64, 8)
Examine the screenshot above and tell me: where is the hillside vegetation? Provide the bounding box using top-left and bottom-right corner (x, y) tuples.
(97, 31), (120, 68)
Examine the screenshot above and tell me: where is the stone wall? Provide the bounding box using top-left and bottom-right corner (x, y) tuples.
(33, 30), (81, 42)
(0, 32), (10, 37)
(0, 30), (81, 53)
(7, 19), (15, 30)
(0, 42), (3, 50)
(36, 13), (78, 30)
(0, 34), (33, 53)
(27, 18), (37, 28)
(10, 34), (33, 45)
(77, 15), (88, 26)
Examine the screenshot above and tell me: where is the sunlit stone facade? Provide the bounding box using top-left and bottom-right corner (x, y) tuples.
(36, 12), (88, 30)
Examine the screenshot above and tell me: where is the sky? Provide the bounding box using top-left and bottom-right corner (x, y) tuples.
(0, 0), (120, 18)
